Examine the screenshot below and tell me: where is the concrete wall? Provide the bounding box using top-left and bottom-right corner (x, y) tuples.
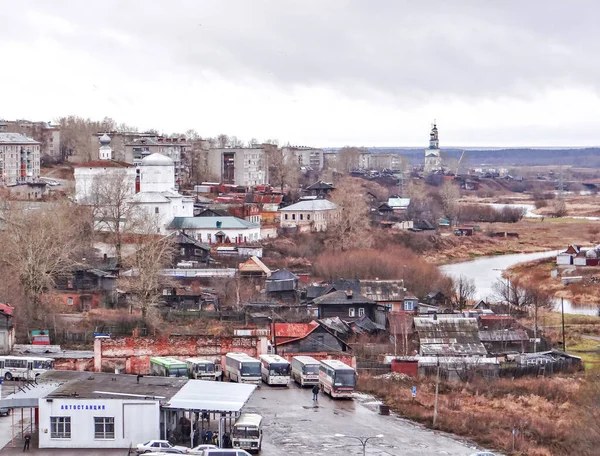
(39, 398), (160, 449)
(94, 335), (268, 374)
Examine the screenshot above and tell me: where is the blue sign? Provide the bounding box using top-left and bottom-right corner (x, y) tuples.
(60, 404), (106, 411)
(411, 386), (417, 398)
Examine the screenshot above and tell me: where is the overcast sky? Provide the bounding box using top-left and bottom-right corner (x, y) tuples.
(1, 0), (599, 147)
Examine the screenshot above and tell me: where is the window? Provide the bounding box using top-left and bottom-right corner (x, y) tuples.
(358, 308), (365, 317)
(207, 234), (212, 243)
(292, 214), (296, 220)
(404, 301), (415, 311)
(94, 417), (115, 439)
(284, 214), (288, 220)
(155, 207), (159, 214)
(307, 214), (311, 220)
(181, 247), (186, 255)
(300, 214), (303, 220)
(67, 297), (74, 306)
(349, 308), (355, 317)
(50, 417), (71, 439)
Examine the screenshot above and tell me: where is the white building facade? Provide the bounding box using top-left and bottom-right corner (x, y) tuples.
(39, 397), (160, 449)
(0, 133), (41, 185)
(282, 146), (324, 171)
(169, 216), (262, 244)
(207, 147), (269, 187)
(279, 199), (338, 232)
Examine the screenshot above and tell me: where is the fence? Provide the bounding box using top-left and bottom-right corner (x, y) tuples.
(357, 361), (391, 376)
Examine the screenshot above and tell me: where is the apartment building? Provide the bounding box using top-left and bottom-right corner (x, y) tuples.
(207, 147), (269, 187)
(0, 133), (41, 185)
(358, 152), (403, 171)
(281, 146), (324, 171)
(0, 120), (60, 159)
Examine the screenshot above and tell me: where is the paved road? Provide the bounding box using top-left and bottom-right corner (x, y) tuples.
(245, 383), (480, 456)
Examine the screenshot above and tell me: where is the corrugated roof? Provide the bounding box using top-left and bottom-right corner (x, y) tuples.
(0, 133), (40, 144)
(414, 317), (487, 356)
(313, 290), (375, 306)
(361, 280), (407, 302)
(275, 321), (319, 345)
(479, 329), (529, 342)
(75, 160), (133, 168)
(168, 216), (259, 230)
(163, 379), (256, 413)
(279, 199), (338, 212)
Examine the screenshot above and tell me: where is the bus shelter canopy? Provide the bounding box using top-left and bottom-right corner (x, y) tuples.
(162, 380), (256, 413)
(0, 382), (63, 408)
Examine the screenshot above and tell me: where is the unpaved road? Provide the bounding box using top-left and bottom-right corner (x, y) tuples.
(246, 382), (483, 456)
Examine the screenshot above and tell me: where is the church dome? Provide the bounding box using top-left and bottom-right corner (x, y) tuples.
(99, 133), (111, 146)
(142, 153), (174, 166)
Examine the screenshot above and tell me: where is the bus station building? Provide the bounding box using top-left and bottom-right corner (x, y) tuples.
(0, 370), (256, 450)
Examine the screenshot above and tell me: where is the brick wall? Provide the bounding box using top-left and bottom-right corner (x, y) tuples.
(94, 335), (269, 374)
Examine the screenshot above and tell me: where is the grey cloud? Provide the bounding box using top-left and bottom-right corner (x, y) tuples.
(4, 0), (600, 102)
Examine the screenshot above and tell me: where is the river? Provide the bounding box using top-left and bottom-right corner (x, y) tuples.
(440, 251), (600, 315)
(485, 202), (600, 221)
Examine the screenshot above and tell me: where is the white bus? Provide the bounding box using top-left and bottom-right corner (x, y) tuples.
(232, 413), (263, 453)
(319, 359), (356, 398)
(225, 353), (261, 384)
(0, 356), (55, 381)
(259, 354), (290, 386)
(291, 356), (321, 387)
(186, 357), (219, 380)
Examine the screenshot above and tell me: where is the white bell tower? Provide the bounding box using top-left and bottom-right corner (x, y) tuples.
(98, 133), (113, 160)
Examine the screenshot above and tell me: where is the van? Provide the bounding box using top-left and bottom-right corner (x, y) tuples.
(201, 450), (251, 456)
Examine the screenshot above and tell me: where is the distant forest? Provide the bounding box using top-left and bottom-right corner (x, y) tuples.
(367, 147), (600, 167)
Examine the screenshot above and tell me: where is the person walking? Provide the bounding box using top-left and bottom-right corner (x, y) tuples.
(23, 432), (31, 452)
(312, 384), (320, 402)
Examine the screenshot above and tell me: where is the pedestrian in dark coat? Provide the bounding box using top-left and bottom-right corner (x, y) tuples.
(23, 433), (31, 451)
(312, 384), (320, 401)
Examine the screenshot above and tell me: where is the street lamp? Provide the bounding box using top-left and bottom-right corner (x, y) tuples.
(335, 434), (384, 456)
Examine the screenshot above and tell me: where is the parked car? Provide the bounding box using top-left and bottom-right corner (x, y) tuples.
(136, 440), (187, 454)
(199, 450), (251, 456)
(0, 407), (11, 417)
(187, 445), (218, 454)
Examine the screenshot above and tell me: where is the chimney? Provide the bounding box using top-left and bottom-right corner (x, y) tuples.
(346, 289), (353, 299)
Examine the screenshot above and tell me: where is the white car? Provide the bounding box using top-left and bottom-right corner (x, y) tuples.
(186, 444), (218, 454)
(136, 440), (187, 454)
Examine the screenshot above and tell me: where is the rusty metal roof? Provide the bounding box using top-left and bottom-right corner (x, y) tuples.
(274, 321), (319, 345)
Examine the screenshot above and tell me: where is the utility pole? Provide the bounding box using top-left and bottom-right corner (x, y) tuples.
(561, 298), (566, 351)
(271, 310), (278, 355)
(433, 359), (440, 427)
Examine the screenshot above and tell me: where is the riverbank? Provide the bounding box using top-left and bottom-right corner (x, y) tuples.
(358, 373), (597, 456)
(426, 218), (597, 264)
(508, 258), (600, 307)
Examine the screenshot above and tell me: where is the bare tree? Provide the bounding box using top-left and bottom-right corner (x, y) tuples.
(118, 220), (176, 321)
(88, 170), (141, 265)
(325, 177), (372, 251)
(337, 146), (364, 173)
(439, 180), (460, 222)
(552, 198), (567, 217)
(216, 134), (229, 148)
(0, 203), (91, 326)
(268, 147), (300, 193)
(453, 275), (476, 310)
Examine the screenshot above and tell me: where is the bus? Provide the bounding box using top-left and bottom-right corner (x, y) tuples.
(149, 357), (187, 377)
(319, 359), (356, 398)
(291, 356), (321, 387)
(259, 354), (290, 386)
(232, 413), (263, 453)
(186, 358), (219, 380)
(225, 353), (261, 384)
(0, 356), (55, 381)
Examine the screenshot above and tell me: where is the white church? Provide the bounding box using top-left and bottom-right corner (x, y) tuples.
(74, 134), (194, 234)
(424, 122), (443, 173)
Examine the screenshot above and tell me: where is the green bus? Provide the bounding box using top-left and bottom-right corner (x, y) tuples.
(149, 357), (188, 377)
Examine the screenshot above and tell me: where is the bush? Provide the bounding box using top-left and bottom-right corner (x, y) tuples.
(534, 199), (548, 209)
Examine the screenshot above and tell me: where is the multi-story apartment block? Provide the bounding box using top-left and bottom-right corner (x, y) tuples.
(360, 153), (403, 171)
(207, 147), (269, 187)
(0, 133), (41, 185)
(0, 120), (60, 159)
(281, 146), (324, 171)
(323, 151), (339, 171)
